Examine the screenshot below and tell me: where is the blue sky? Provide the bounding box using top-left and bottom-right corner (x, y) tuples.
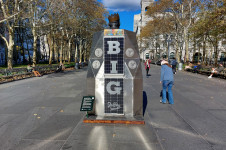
(98, 0), (141, 31)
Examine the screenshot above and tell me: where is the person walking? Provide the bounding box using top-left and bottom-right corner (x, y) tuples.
(144, 59), (151, 77)
(171, 57), (177, 74)
(160, 60), (174, 104)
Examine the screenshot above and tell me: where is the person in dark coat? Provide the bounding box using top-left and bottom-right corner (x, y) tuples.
(171, 57), (177, 74)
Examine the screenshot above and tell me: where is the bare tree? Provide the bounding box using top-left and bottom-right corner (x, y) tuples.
(0, 0), (28, 69)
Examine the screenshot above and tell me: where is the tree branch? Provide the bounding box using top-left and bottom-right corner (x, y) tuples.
(186, 1), (193, 29)
(0, 11), (21, 24)
(171, 9), (183, 27)
(0, 33), (9, 48)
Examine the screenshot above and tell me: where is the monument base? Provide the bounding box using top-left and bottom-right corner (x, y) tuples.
(83, 115), (145, 125)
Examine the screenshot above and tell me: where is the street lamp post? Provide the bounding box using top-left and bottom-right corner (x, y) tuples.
(165, 34), (174, 62)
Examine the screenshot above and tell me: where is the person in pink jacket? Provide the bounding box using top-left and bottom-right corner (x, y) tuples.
(144, 59), (151, 77)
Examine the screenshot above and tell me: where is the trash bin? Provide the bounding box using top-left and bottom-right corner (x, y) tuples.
(178, 63), (183, 71)
(75, 62), (80, 69)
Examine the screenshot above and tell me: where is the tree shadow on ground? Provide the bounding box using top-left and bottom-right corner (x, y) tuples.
(143, 91), (147, 116)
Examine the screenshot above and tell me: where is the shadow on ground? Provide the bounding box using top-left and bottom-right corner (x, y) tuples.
(143, 91), (147, 116)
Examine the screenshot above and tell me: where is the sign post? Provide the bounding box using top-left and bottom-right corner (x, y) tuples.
(80, 96), (95, 118)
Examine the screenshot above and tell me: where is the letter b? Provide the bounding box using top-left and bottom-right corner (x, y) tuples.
(107, 41), (120, 54)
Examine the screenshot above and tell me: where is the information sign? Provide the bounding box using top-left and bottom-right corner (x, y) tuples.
(80, 96), (95, 111)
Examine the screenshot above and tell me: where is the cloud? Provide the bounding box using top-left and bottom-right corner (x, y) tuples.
(102, 0), (141, 12)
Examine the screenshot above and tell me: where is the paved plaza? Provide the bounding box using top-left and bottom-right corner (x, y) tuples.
(0, 65), (226, 150)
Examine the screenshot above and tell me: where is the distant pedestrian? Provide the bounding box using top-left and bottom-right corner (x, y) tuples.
(185, 62), (193, 70)
(160, 60), (174, 104)
(208, 63), (224, 78)
(144, 59), (151, 77)
(171, 57), (177, 74)
(27, 64), (32, 72)
(56, 64), (62, 73)
(194, 63), (202, 73)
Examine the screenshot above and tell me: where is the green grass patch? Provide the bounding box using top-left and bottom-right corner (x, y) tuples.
(64, 62), (75, 68)
(0, 66), (7, 69)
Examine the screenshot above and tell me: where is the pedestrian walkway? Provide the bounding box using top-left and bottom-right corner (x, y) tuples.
(0, 65), (225, 150)
(144, 64), (226, 150)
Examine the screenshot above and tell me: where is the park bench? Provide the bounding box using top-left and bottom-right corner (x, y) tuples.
(0, 68), (33, 83)
(33, 65), (58, 75)
(0, 65), (58, 83)
(215, 69), (226, 79)
(185, 66), (226, 79)
(0, 64), (77, 83)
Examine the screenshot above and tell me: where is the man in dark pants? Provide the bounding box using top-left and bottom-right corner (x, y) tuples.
(171, 58), (177, 74)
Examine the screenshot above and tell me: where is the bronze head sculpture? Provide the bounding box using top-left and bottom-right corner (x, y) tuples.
(108, 13), (120, 29)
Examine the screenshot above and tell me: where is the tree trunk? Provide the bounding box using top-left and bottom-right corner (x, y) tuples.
(63, 42), (66, 63)
(214, 40), (218, 67)
(75, 43), (78, 63)
(84, 41), (87, 63)
(68, 39), (72, 64)
(175, 36), (180, 63)
(84, 49), (87, 63)
(7, 30), (14, 69)
(198, 45), (200, 63)
(60, 39), (63, 64)
(175, 44), (180, 63)
(184, 28), (189, 63)
(193, 38), (196, 63)
(32, 34), (37, 67)
(202, 36), (206, 65)
(210, 46), (213, 65)
(54, 40), (58, 63)
(79, 40), (83, 63)
(49, 45), (53, 65)
(48, 34), (53, 65)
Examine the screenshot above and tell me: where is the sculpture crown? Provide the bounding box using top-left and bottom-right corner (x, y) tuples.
(108, 13), (120, 23)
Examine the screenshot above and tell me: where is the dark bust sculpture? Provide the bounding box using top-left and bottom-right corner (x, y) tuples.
(108, 13), (120, 29)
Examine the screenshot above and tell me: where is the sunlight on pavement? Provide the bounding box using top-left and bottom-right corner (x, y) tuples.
(88, 126), (107, 150)
(23, 128), (71, 150)
(132, 127), (153, 150)
(149, 121), (226, 146)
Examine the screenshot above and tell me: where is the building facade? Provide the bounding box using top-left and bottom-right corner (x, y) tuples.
(134, 0), (226, 63)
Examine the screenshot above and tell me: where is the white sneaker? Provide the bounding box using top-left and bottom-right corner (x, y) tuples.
(208, 76), (212, 78)
(160, 100), (162, 103)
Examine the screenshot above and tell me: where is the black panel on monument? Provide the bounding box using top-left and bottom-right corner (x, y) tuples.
(104, 37), (124, 74)
(104, 78), (123, 114)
